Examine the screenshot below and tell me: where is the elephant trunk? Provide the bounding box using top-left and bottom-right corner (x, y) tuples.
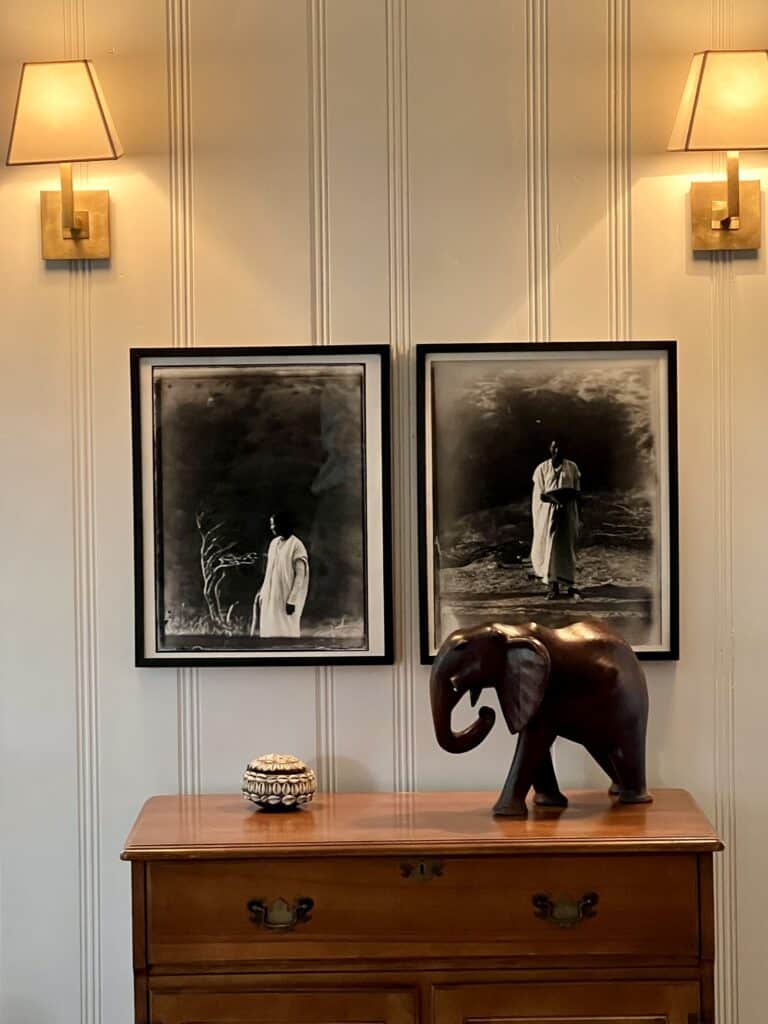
(430, 669), (496, 754)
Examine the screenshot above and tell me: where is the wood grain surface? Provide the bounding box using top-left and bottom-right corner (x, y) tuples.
(125, 790), (720, 1023)
(433, 979), (699, 1024)
(122, 788), (722, 860)
(146, 852), (699, 965)
(151, 986), (416, 1024)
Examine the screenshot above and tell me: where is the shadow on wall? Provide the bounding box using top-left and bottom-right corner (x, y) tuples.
(644, 660), (684, 789)
(326, 757), (381, 793)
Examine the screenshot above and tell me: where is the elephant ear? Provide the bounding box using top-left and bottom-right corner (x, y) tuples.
(498, 636), (551, 734)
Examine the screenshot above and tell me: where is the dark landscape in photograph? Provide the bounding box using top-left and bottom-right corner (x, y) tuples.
(153, 363), (367, 651)
(429, 358), (664, 650)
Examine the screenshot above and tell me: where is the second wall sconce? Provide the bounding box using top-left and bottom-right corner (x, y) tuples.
(669, 49), (768, 252)
(6, 59), (123, 260)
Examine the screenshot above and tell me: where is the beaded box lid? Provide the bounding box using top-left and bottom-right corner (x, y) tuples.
(242, 753), (316, 811)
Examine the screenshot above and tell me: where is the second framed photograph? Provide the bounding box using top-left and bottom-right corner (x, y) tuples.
(418, 342), (678, 662)
(132, 345), (392, 666)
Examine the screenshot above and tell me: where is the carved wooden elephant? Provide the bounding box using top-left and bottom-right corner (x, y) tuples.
(429, 619), (651, 817)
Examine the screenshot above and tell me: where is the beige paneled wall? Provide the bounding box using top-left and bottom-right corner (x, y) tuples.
(408, 0), (528, 789)
(1, 1), (766, 1022)
(408, 0), (529, 342)
(190, 0), (320, 798)
(192, 2), (313, 345)
(730, 7), (768, 1024)
(549, 0), (610, 340)
(325, 0), (390, 345)
(84, 3), (179, 1019)
(0, 4), (90, 1023)
(631, 0), (719, 794)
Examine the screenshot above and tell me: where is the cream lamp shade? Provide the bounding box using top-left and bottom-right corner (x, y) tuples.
(5, 59), (122, 259)
(668, 49), (768, 151)
(668, 49), (768, 251)
(6, 59), (123, 165)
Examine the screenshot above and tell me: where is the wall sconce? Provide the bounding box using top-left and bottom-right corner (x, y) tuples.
(669, 49), (768, 252)
(6, 60), (123, 260)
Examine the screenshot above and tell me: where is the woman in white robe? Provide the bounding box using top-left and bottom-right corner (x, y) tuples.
(530, 440), (581, 597)
(251, 516), (310, 638)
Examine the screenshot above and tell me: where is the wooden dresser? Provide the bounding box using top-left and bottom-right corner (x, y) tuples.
(122, 788), (722, 1024)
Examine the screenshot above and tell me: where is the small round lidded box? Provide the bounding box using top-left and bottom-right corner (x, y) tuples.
(241, 753), (317, 812)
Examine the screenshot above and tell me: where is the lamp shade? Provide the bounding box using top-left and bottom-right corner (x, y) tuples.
(668, 49), (768, 151)
(6, 59), (123, 165)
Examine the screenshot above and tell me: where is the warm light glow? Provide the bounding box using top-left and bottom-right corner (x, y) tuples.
(668, 50), (768, 151)
(6, 60), (123, 165)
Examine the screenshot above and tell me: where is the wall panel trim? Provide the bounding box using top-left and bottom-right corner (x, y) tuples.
(167, 0), (201, 795)
(71, 263), (103, 1024)
(525, 0), (550, 342)
(710, 5), (739, 1023)
(64, 5), (103, 1022)
(607, 0), (631, 341)
(712, 252), (739, 1024)
(386, 0), (416, 793)
(307, 0), (337, 793)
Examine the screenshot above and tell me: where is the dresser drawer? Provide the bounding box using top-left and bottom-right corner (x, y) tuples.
(146, 853), (699, 965)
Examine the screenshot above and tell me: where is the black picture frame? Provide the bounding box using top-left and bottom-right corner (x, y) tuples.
(131, 345), (393, 666)
(417, 341), (679, 663)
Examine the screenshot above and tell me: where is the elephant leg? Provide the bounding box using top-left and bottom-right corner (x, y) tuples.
(493, 720), (558, 818)
(611, 729), (652, 804)
(532, 747), (569, 808)
(585, 745), (621, 796)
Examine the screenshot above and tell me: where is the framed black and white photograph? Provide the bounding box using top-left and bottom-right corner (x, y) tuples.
(131, 346), (392, 665)
(418, 342), (678, 662)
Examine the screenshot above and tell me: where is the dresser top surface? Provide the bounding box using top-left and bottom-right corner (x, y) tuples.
(121, 789), (722, 860)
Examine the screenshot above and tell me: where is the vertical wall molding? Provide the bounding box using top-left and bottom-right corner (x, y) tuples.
(712, 252), (738, 1024)
(307, 0), (337, 793)
(70, 264), (102, 1024)
(167, 0), (201, 795)
(525, 0), (550, 342)
(710, 3), (739, 1023)
(607, 0), (632, 341)
(308, 0), (331, 348)
(386, 0), (416, 793)
(64, 7), (102, 1024)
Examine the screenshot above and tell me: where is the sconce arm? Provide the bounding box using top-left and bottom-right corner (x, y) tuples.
(59, 163), (75, 232)
(711, 151), (741, 229)
(725, 150), (740, 225)
(58, 162), (90, 237)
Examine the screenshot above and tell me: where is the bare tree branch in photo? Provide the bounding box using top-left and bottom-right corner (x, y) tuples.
(196, 511), (262, 633)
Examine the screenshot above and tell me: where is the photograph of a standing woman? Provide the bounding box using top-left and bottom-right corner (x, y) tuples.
(421, 344), (678, 660)
(133, 345), (393, 665)
(251, 511), (309, 638)
(150, 360), (370, 654)
(530, 438), (582, 601)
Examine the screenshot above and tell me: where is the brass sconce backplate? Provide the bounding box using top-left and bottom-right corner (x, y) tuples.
(691, 179), (761, 252)
(40, 189), (111, 260)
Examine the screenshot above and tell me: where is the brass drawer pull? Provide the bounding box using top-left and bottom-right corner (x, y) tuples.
(532, 891), (598, 927)
(400, 860), (444, 882)
(247, 896), (314, 931)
